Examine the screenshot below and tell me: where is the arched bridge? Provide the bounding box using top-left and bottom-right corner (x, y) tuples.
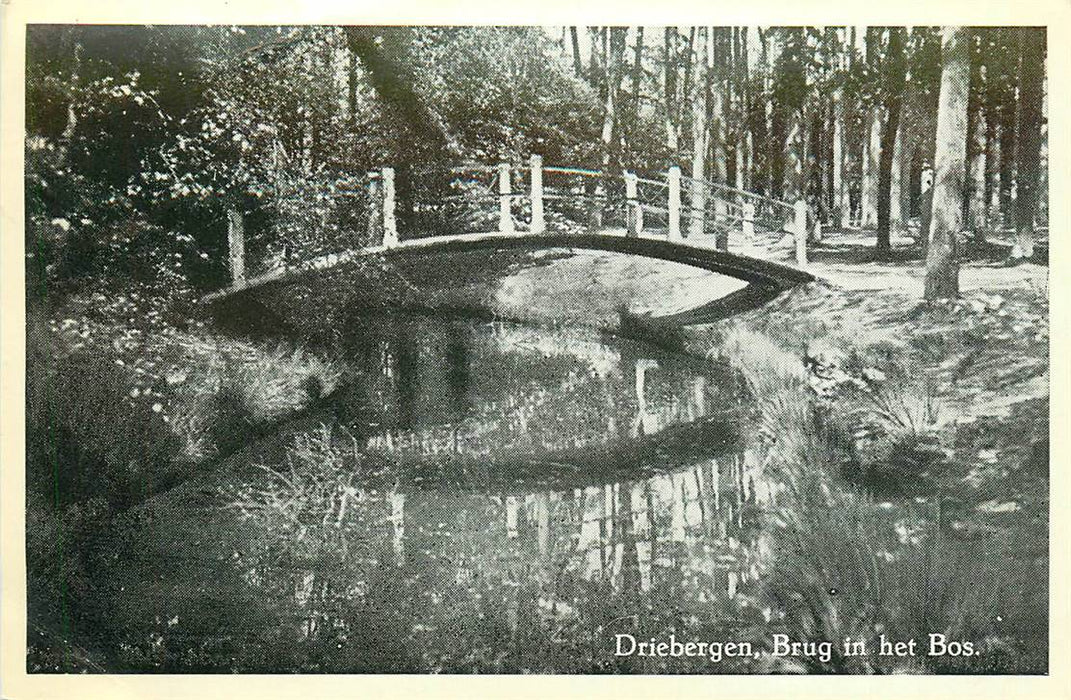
(203, 158), (816, 322)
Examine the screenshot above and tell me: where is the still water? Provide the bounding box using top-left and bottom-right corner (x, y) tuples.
(102, 310), (773, 673)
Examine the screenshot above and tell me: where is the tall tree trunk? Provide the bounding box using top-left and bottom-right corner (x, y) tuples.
(782, 108), (804, 205)
(569, 27), (584, 78)
(690, 28), (709, 238)
(965, 30), (987, 237)
(968, 106), (989, 236)
(596, 27), (627, 226)
(998, 50), (1017, 229)
(834, 86), (849, 228)
(589, 27), (605, 94)
(631, 27), (644, 128)
(779, 29), (806, 207)
(862, 107), (881, 228)
(877, 28), (906, 252)
(861, 27), (881, 229)
(767, 29), (789, 201)
(924, 27), (970, 300)
(739, 27), (754, 192)
(711, 29), (730, 248)
(664, 28), (679, 158)
(891, 117), (909, 236)
(1012, 27), (1046, 259)
(806, 104), (824, 239)
(986, 122), (1002, 230)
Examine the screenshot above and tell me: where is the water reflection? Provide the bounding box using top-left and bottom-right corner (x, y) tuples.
(335, 314), (751, 486)
(276, 313), (772, 662)
(99, 311), (775, 672)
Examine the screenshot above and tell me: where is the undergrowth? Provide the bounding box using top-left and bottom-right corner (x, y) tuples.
(704, 319), (1046, 674)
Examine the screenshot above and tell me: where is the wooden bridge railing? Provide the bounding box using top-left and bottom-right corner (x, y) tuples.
(224, 156), (813, 285)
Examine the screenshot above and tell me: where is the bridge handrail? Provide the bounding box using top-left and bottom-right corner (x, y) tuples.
(542, 165), (605, 178)
(679, 174), (796, 213)
(216, 155), (814, 287)
(401, 161), (798, 215)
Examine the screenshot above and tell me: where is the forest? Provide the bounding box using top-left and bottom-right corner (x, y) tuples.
(27, 26), (1047, 299)
(23, 26), (1049, 675)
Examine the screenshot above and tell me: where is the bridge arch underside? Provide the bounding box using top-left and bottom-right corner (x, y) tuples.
(205, 233), (814, 335)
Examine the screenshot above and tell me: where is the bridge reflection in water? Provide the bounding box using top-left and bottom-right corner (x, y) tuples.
(278, 311), (772, 649)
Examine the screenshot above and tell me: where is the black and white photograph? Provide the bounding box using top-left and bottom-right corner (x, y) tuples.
(7, 16), (1057, 685)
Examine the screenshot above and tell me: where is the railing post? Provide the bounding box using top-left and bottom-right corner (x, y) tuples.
(742, 201), (755, 242)
(382, 166), (398, 248)
(529, 155), (545, 234)
(793, 199), (808, 267)
(227, 207), (245, 284)
(668, 165), (682, 241)
(624, 171), (642, 237)
(499, 162), (514, 233)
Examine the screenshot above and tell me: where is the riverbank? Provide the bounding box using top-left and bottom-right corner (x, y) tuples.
(25, 232), (1048, 673)
(683, 237), (1048, 672)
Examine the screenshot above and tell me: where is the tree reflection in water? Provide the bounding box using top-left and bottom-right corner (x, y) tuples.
(95, 312), (772, 673)
(265, 313), (771, 672)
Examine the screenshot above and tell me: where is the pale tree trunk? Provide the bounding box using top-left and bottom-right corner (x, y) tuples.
(860, 27), (881, 229)
(597, 27), (628, 227)
(784, 108), (804, 204)
(924, 27), (970, 300)
(735, 141), (745, 191)
(1012, 27), (1046, 259)
(998, 42), (1017, 230)
(834, 86), (849, 229)
(890, 117), (908, 235)
(877, 27), (906, 252)
(862, 106), (881, 228)
(711, 29), (729, 248)
(631, 27), (644, 130)
(736, 27), (750, 192)
(690, 28), (709, 238)
(968, 106), (988, 235)
(966, 30), (988, 237)
(589, 27), (605, 91)
(987, 122), (1002, 228)
(765, 29), (783, 198)
(664, 28), (679, 157)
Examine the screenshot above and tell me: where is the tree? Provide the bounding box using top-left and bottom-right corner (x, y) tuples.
(343, 26), (461, 159)
(1012, 27), (1046, 260)
(689, 28), (709, 238)
(569, 27), (584, 78)
(876, 27), (907, 252)
(924, 27), (970, 300)
(664, 28), (680, 159)
(965, 29), (988, 237)
(831, 28), (851, 229)
(861, 27), (882, 229)
(776, 28), (807, 205)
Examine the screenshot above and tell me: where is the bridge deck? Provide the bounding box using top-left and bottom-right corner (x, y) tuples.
(202, 229), (814, 308)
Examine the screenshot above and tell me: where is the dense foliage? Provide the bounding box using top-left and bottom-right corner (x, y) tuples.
(26, 26), (1047, 300)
